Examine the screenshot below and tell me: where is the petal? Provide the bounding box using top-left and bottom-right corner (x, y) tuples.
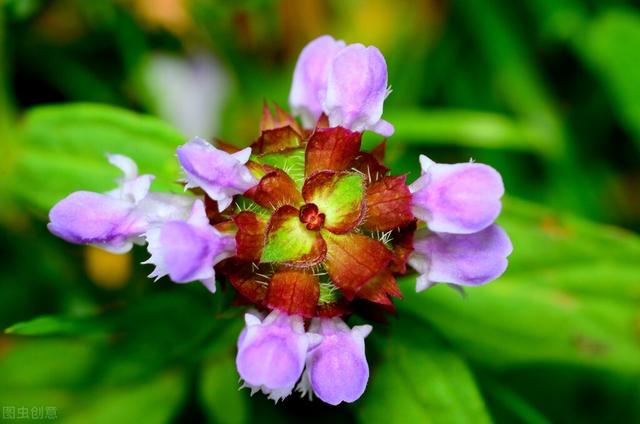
(265, 269), (320, 318)
(261, 205), (327, 267)
(306, 318), (371, 405)
(304, 127), (362, 177)
(323, 44), (392, 135)
(177, 137), (258, 211)
(409, 225), (513, 290)
(236, 310), (312, 400)
(356, 269), (402, 306)
(322, 232), (392, 299)
(289, 35), (346, 127)
(135, 192), (194, 224)
(362, 175), (414, 231)
(249, 169), (304, 210)
(144, 200), (236, 290)
(48, 191), (142, 251)
(253, 126), (303, 155)
(302, 171), (365, 234)
(410, 156), (504, 234)
(233, 211), (267, 261)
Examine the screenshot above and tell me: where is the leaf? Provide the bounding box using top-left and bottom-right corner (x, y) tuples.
(5, 314), (106, 336)
(397, 197), (640, 375)
(63, 370), (187, 424)
(358, 320), (492, 424)
(386, 109), (556, 156)
(198, 320), (249, 424)
(10, 103), (186, 211)
(580, 8), (640, 148)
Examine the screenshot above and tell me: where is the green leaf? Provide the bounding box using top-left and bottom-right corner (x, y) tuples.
(358, 320), (492, 424)
(580, 8), (640, 149)
(63, 370), (187, 424)
(200, 353), (249, 424)
(5, 314), (106, 336)
(397, 197), (640, 374)
(385, 109), (555, 156)
(10, 103), (185, 211)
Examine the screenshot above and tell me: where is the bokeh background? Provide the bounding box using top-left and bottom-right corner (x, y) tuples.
(1, 0), (639, 423)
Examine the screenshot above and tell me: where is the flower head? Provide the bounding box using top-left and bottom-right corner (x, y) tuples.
(46, 35), (512, 407)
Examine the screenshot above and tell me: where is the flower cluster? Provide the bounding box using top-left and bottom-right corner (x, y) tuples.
(47, 35), (512, 405)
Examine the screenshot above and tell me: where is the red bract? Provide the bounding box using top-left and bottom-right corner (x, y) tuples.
(215, 105), (415, 319)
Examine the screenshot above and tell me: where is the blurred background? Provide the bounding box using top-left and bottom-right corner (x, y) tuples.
(0, 0), (639, 423)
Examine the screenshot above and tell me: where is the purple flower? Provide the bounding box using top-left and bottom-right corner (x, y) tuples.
(48, 154), (191, 253)
(288, 35), (393, 136)
(298, 317), (372, 405)
(409, 225), (513, 291)
(289, 35), (346, 127)
(144, 199), (236, 293)
(410, 155), (504, 234)
(177, 137), (257, 212)
(236, 310), (322, 402)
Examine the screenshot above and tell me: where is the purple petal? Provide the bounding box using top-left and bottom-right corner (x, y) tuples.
(410, 155), (504, 234)
(236, 310), (313, 402)
(323, 44), (392, 136)
(177, 137), (258, 211)
(144, 200), (235, 291)
(48, 191), (143, 252)
(305, 318), (372, 405)
(289, 35), (346, 127)
(410, 225), (513, 290)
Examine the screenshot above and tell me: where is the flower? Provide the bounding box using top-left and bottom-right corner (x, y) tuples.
(177, 137), (257, 211)
(48, 154), (192, 253)
(236, 310), (321, 402)
(289, 35), (394, 136)
(47, 35), (512, 406)
(409, 225), (513, 291)
(144, 199), (236, 293)
(298, 317), (372, 405)
(409, 155), (504, 234)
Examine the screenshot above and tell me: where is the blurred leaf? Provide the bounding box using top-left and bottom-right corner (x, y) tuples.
(200, 352), (249, 424)
(63, 370), (187, 424)
(5, 314), (106, 336)
(358, 320), (492, 424)
(0, 338), (98, 389)
(480, 376), (551, 424)
(580, 8), (640, 148)
(397, 197), (640, 374)
(386, 109), (555, 156)
(11, 103), (185, 211)
(198, 314), (248, 424)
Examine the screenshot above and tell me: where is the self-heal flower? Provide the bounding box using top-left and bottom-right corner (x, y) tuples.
(177, 137), (257, 211)
(144, 199), (236, 293)
(46, 36), (513, 408)
(298, 317), (372, 405)
(410, 155), (504, 234)
(236, 310), (321, 402)
(48, 154), (191, 253)
(409, 225), (513, 291)
(289, 35), (393, 136)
